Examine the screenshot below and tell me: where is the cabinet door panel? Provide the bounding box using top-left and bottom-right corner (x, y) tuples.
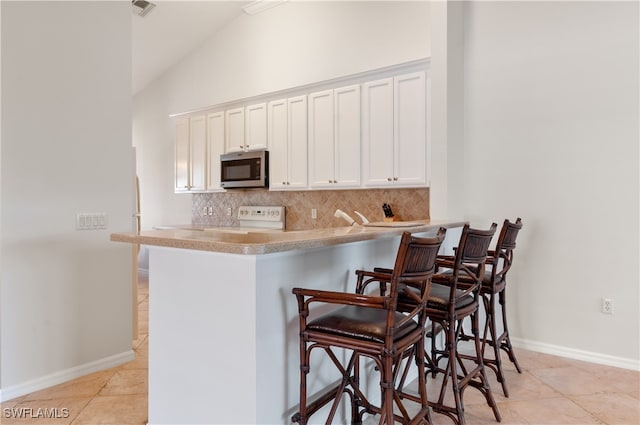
(334, 84), (361, 188)
(207, 112), (225, 191)
(174, 118), (190, 192)
(394, 72), (426, 186)
(287, 95), (308, 189)
(268, 99), (288, 189)
(189, 115), (207, 192)
(308, 90), (335, 188)
(245, 103), (267, 151)
(362, 78), (394, 186)
(225, 107), (245, 153)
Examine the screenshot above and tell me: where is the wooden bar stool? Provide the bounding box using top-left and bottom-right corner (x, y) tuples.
(460, 218), (524, 397)
(292, 229), (446, 424)
(424, 223), (501, 425)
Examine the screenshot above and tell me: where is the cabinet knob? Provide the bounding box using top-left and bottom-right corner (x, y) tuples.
(387, 177), (392, 182)
(333, 180), (337, 184)
(393, 177), (398, 181)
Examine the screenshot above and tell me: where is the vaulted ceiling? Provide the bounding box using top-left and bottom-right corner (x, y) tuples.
(132, 1), (249, 94)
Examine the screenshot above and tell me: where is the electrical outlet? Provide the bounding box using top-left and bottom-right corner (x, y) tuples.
(311, 208), (317, 219)
(203, 207), (208, 216)
(227, 207), (232, 217)
(602, 298), (614, 315)
(208, 207), (213, 216)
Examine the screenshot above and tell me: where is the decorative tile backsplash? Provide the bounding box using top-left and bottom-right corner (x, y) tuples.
(193, 188), (429, 230)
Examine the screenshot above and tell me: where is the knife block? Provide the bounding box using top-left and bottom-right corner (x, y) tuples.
(383, 216), (395, 223)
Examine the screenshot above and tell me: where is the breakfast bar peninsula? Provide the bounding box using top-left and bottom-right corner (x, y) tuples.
(111, 219), (464, 424)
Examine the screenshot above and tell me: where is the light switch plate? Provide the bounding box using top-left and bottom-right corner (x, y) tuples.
(77, 213), (107, 230)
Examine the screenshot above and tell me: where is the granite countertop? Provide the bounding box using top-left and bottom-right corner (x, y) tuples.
(110, 219), (466, 255)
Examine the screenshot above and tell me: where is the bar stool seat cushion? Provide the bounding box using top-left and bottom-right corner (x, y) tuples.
(484, 279), (506, 293)
(426, 282), (475, 310)
(307, 305), (418, 344)
(435, 269), (506, 293)
(396, 282), (475, 311)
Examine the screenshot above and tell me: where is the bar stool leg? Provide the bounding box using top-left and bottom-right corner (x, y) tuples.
(415, 339), (432, 425)
(431, 319), (467, 425)
(293, 340), (310, 425)
(485, 292), (509, 397)
(471, 309), (502, 423)
(427, 311), (503, 425)
(499, 289), (522, 373)
(379, 353), (393, 425)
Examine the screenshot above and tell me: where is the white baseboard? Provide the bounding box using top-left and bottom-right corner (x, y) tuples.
(511, 337), (640, 371)
(0, 349), (135, 402)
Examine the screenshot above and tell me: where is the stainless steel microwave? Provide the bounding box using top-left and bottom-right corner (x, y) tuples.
(220, 150), (268, 189)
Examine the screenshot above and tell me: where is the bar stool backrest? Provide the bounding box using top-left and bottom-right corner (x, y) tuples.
(388, 229), (447, 334)
(489, 218), (523, 283)
(448, 223), (498, 306)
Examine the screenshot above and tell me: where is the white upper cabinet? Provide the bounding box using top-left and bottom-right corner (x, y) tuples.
(173, 62), (429, 193)
(174, 115), (206, 193)
(362, 71), (427, 187)
(268, 99), (288, 190)
(189, 115), (207, 192)
(269, 96), (308, 190)
(206, 111), (225, 191)
(394, 72), (426, 186)
(362, 78), (395, 186)
(308, 90), (335, 187)
(333, 85), (361, 187)
(308, 85), (361, 188)
(287, 96), (308, 189)
(174, 117), (190, 192)
(225, 107), (245, 153)
(225, 103), (267, 153)
(245, 102), (268, 151)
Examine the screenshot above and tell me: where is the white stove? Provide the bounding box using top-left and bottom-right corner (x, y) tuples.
(204, 206), (285, 233)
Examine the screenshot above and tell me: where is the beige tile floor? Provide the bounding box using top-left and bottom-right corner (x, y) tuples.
(1, 276), (150, 425)
(2, 273), (638, 424)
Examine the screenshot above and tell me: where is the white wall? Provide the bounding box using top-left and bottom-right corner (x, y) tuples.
(1, 1), (134, 399)
(429, 0), (465, 221)
(133, 1), (430, 230)
(133, 83), (191, 231)
(168, 0), (431, 114)
(462, 1), (639, 366)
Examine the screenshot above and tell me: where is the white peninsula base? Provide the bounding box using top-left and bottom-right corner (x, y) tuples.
(142, 226), (461, 424)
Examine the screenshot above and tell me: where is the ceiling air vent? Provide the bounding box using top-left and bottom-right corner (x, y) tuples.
(132, 0), (156, 17)
(242, 0), (287, 16)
